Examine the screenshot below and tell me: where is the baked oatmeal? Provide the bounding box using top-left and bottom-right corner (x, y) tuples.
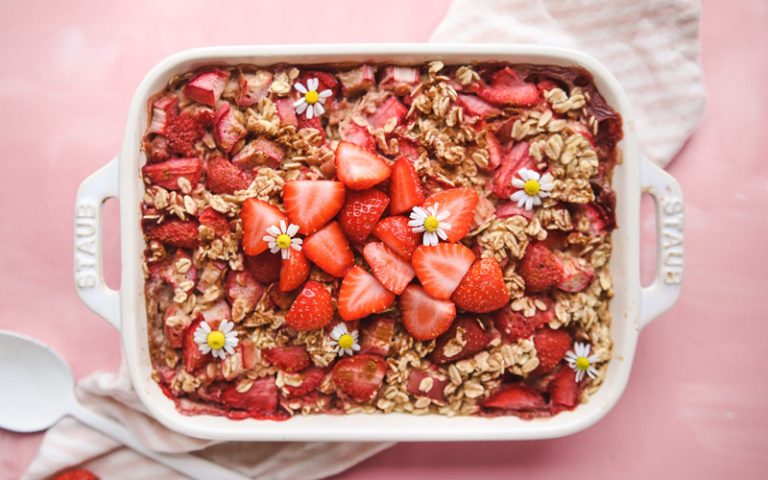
(140, 61), (622, 420)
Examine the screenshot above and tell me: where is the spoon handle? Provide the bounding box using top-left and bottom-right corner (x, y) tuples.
(69, 403), (249, 480)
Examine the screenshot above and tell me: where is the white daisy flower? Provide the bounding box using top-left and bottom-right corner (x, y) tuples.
(193, 320), (239, 359)
(565, 342), (601, 382)
(330, 323), (360, 357)
(510, 168), (554, 211)
(262, 220), (302, 259)
(408, 203), (452, 247)
(293, 78), (333, 119)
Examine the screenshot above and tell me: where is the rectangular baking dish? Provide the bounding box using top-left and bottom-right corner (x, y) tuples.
(74, 44), (685, 441)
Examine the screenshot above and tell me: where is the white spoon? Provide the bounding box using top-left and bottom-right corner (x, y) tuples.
(0, 331), (248, 480)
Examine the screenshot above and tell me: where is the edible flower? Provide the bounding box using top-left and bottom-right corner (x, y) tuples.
(409, 204), (452, 247)
(193, 320), (238, 359)
(293, 78), (333, 119)
(510, 168), (554, 210)
(565, 342), (600, 382)
(263, 220), (302, 259)
(330, 323), (360, 357)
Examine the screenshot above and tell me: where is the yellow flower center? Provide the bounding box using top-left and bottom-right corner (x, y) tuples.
(575, 356), (590, 371)
(304, 90), (319, 104)
(338, 333), (354, 350)
(207, 331), (226, 350)
(276, 233), (292, 249)
(523, 179), (541, 196)
(423, 215), (440, 233)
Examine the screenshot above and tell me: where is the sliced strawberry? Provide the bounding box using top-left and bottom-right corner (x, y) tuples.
(283, 180), (346, 234)
(182, 317), (210, 373)
(451, 258), (509, 313)
(335, 141), (391, 190)
(337, 65), (376, 96)
(411, 243), (475, 300)
(400, 284), (456, 341)
(332, 354), (387, 403)
(147, 94), (178, 135)
(199, 299), (232, 324)
(556, 253), (595, 292)
(406, 368), (449, 403)
(263, 346), (311, 373)
(232, 138), (285, 171)
(550, 366), (579, 409)
(362, 242), (415, 295)
(494, 299), (554, 342)
(240, 198), (287, 256)
(457, 93), (501, 118)
(285, 280), (334, 331)
(338, 189), (390, 243)
(237, 70), (272, 107)
(495, 201), (535, 220)
(142, 157), (203, 191)
(491, 141), (537, 199)
(430, 316), (493, 364)
(275, 97), (299, 127)
(195, 260), (227, 293)
(244, 250), (282, 283)
(53, 469), (99, 480)
(183, 69), (230, 107)
(340, 121), (376, 151)
(478, 67), (540, 106)
(283, 367), (328, 398)
(337, 265), (396, 321)
(279, 250), (310, 292)
(518, 243), (564, 292)
(372, 216), (420, 260)
(198, 206), (230, 236)
(389, 157), (425, 215)
(221, 376), (278, 415)
(380, 66), (420, 95)
(303, 221), (355, 277)
(533, 327), (572, 373)
(163, 304), (191, 349)
(206, 157), (251, 194)
(225, 269), (264, 321)
(368, 96), (408, 130)
(145, 218), (198, 248)
(481, 384), (546, 410)
(422, 187), (479, 243)
(359, 316), (395, 356)
(213, 102), (246, 153)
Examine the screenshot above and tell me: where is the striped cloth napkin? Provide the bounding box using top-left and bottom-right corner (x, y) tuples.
(26, 1), (705, 478)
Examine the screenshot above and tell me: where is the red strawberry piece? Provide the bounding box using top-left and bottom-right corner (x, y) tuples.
(163, 304), (191, 349)
(147, 94), (178, 135)
(422, 187), (479, 243)
(240, 339), (258, 369)
(195, 260), (227, 293)
(142, 157), (203, 191)
(472, 195), (496, 231)
(406, 368), (449, 403)
(337, 265), (396, 321)
(245, 250), (281, 283)
(541, 230), (569, 251)
(380, 66), (420, 95)
(145, 218), (198, 248)
(556, 253), (595, 292)
(213, 102), (246, 153)
(225, 269), (264, 320)
(457, 93), (501, 118)
(533, 327), (572, 373)
(495, 201), (535, 220)
(337, 65), (376, 96)
(481, 384), (546, 410)
(303, 221), (355, 277)
(183, 69), (230, 107)
(451, 258), (509, 313)
(206, 157), (251, 194)
(400, 284), (456, 341)
(143, 135), (170, 163)
(263, 346), (311, 372)
(182, 317), (210, 373)
(478, 67), (540, 106)
(199, 299), (232, 324)
(491, 141), (536, 199)
(494, 298), (554, 342)
(518, 243), (564, 292)
(340, 121), (376, 151)
(368, 96), (408, 130)
(332, 354), (387, 403)
(279, 250), (310, 292)
(430, 316), (493, 364)
(359, 316), (395, 356)
(198, 206), (230, 236)
(283, 367), (328, 398)
(232, 138), (285, 171)
(362, 242), (415, 295)
(283, 180), (346, 234)
(53, 469), (99, 480)
(285, 280), (334, 331)
(550, 366), (579, 409)
(411, 243), (475, 300)
(275, 97), (299, 127)
(240, 198), (287, 256)
(389, 157), (425, 215)
(237, 70), (272, 107)
(484, 130), (503, 170)
(573, 203), (609, 236)
(338, 189), (390, 243)
(165, 112), (206, 156)
(537, 79), (560, 93)
(335, 141), (392, 190)
(372, 215), (420, 260)
(221, 376), (278, 415)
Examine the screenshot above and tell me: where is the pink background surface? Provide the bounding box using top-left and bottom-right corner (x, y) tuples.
(1, 0), (766, 478)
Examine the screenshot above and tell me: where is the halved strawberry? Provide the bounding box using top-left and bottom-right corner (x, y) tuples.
(240, 198), (287, 256)
(163, 304), (191, 349)
(337, 65), (376, 96)
(332, 354), (387, 403)
(550, 366), (579, 409)
(368, 96), (408, 130)
(556, 253), (595, 292)
(457, 93), (501, 118)
(335, 141), (391, 190)
(221, 377), (278, 415)
(340, 121), (376, 151)
(359, 316), (395, 357)
(285, 281), (333, 331)
(422, 187), (479, 242)
(275, 97), (299, 127)
(145, 218), (199, 248)
(389, 157), (425, 215)
(337, 265), (396, 321)
(142, 157), (203, 191)
(198, 206), (231, 236)
(380, 66), (420, 95)
(263, 346), (311, 372)
(279, 250), (310, 292)
(491, 141), (536, 199)
(206, 157), (251, 194)
(182, 317), (210, 373)
(303, 221), (355, 277)
(400, 284), (456, 341)
(283, 180), (346, 234)
(478, 67), (540, 106)
(411, 243), (475, 300)
(283, 367), (328, 398)
(225, 269), (264, 321)
(213, 102), (246, 153)
(237, 70), (272, 107)
(518, 243), (564, 292)
(533, 327), (572, 373)
(481, 384), (546, 410)
(245, 250), (282, 283)
(372, 216), (420, 260)
(338, 189), (390, 243)
(232, 138), (285, 171)
(430, 316), (493, 364)
(165, 112), (206, 156)
(451, 258), (509, 313)
(494, 298), (554, 342)
(363, 242), (415, 295)
(147, 94), (178, 135)
(183, 69), (230, 107)
(406, 368), (449, 403)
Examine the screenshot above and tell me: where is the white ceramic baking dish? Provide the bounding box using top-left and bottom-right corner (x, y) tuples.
(74, 44), (684, 441)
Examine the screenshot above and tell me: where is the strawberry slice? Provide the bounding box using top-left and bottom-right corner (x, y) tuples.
(362, 242), (415, 295)
(422, 187), (479, 243)
(283, 367), (328, 398)
(411, 243), (475, 300)
(279, 250), (310, 292)
(372, 216), (420, 260)
(518, 243), (564, 292)
(430, 316), (493, 364)
(224, 269), (264, 321)
(337, 265), (396, 321)
(303, 221), (355, 278)
(163, 304), (191, 349)
(368, 96), (408, 130)
(556, 253), (595, 292)
(337, 65), (376, 96)
(406, 368), (449, 403)
(451, 258), (509, 313)
(493, 298), (554, 342)
(550, 366), (579, 409)
(183, 69), (230, 107)
(335, 141), (391, 190)
(389, 157), (425, 215)
(481, 384), (546, 411)
(338, 189), (390, 243)
(244, 250), (281, 283)
(457, 93), (501, 118)
(263, 346), (311, 372)
(145, 218), (199, 249)
(340, 121), (376, 151)
(359, 316), (395, 357)
(182, 317), (210, 373)
(332, 354), (387, 403)
(142, 157), (203, 191)
(285, 281), (334, 331)
(147, 94), (178, 135)
(283, 180), (346, 235)
(400, 284), (457, 341)
(199, 206), (230, 236)
(380, 66), (420, 94)
(213, 102), (246, 153)
(478, 67), (540, 106)
(206, 157), (251, 194)
(232, 138), (285, 171)
(533, 327), (572, 373)
(275, 97), (299, 127)
(240, 198), (287, 256)
(237, 70), (272, 107)
(491, 141), (536, 199)
(221, 377), (278, 415)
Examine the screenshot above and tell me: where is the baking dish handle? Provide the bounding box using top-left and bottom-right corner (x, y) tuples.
(75, 157), (121, 330)
(639, 158), (684, 329)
